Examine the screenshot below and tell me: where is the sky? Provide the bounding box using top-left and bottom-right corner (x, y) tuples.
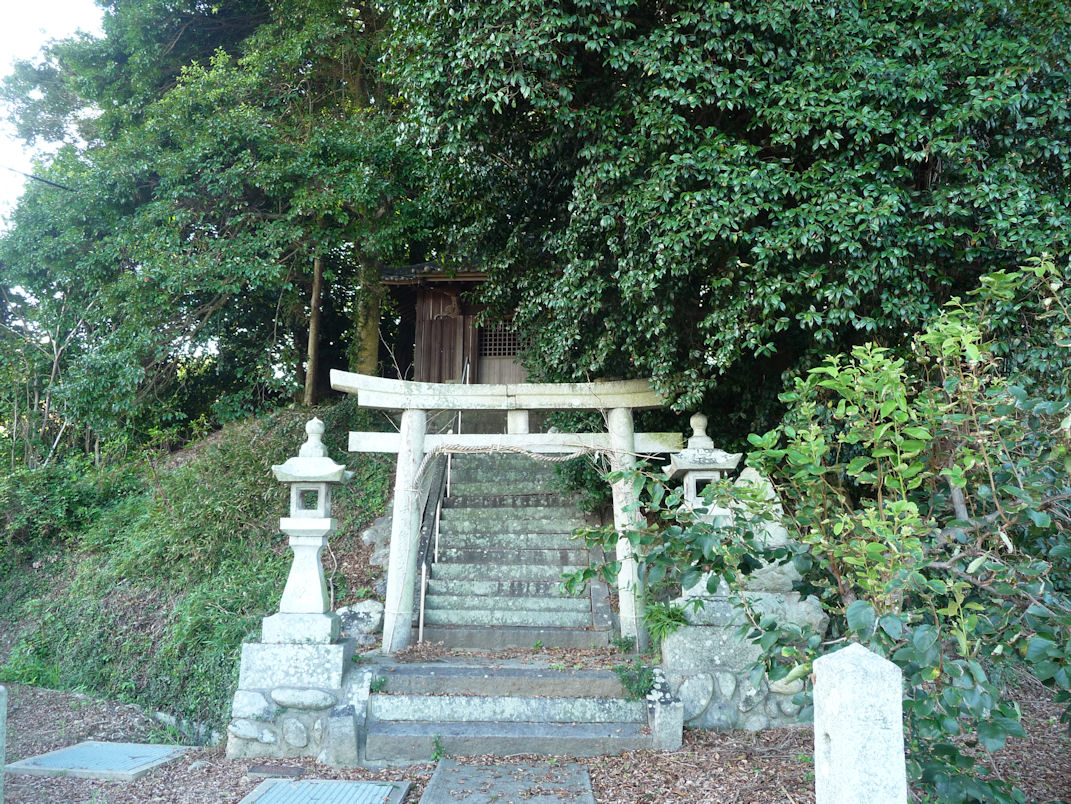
(0, 0), (103, 221)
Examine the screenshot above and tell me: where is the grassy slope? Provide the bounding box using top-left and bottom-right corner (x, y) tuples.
(0, 397), (394, 732)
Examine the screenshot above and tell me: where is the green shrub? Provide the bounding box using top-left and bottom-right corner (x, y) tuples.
(613, 658), (654, 700)
(0, 458), (140, 570)
(569, 259), (1070, 803)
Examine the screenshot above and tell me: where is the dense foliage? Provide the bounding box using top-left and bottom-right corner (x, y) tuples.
(4, 0), (1070, 458)
(571, 259), (1070, 802)
(393, 0), (1071, 434)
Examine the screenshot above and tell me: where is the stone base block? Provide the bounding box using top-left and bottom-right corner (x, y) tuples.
(228, 639), (368, 766)
(663, 625), (762, 679)
(318, 705), (360, 767)
(239, 640), (354, 690)
(663, 591), (828, 734)
(261, 612), (340, 644)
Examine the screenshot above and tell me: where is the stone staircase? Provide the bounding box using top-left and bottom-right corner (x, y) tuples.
(363, 660), (658, 764)
(358, 453), (682, 766)
(417, 453), (614, 649)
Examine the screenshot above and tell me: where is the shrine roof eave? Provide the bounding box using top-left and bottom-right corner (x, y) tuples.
(380, 262), (487, 285)
(329, 370), (667, 411)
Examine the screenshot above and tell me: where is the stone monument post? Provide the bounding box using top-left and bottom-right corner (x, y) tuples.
(813, 642), (907, 804)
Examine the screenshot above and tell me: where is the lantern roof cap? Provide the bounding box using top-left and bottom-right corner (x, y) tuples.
(663, 413), (741, 478)
(272, 418), (352, 483)
(664, 448), (742, 479)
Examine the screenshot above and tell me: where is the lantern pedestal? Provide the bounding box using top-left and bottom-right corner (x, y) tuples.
(261, 518), (341, 644)
(261, 612), (341, 644)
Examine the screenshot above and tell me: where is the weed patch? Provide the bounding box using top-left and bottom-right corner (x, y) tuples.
(0, 398), (393, 728)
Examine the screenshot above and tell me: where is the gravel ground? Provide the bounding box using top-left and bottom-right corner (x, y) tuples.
(2, 679), (1068, 803)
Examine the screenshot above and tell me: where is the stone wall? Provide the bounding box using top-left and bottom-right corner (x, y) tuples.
(662, 591), (825, 731)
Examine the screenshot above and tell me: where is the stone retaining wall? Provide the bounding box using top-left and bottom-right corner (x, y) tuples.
(662, 591), (825, 731)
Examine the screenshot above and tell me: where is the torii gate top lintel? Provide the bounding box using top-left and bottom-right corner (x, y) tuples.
(329, 370), (665, 411)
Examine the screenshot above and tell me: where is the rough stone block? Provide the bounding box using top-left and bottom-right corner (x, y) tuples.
(229, 719), (262, 740)
(319, 705), (359, 767)
(360, 514), (392, 549)
(746, 591), (828, 635)
(226, 733), (276, 760)
(678, 673), (714, 722)
(714, 671), (737, 699)
(681, 592), (736, 626)
(337, 600), (384, 637)
(699, 701), (736, 731)
(282, 718), (308, 748)
(270, 688), (336, 710)
(238, 640), (354, 690)
(743, 562), (801, 593)
(232, 691), (276, 721)
(768, 677), (804, 696)
(813, 643), (907, 804)
(737, 679), (764, 712)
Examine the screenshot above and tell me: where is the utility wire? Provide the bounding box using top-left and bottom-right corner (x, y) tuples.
(3, 165), (74, 192)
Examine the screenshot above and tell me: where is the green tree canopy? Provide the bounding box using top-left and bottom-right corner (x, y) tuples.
(394, 0), (1071, 432)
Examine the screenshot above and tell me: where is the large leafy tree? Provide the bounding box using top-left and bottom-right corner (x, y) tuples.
(0, 0), (427, 461)
(393, 0), (1071, 434)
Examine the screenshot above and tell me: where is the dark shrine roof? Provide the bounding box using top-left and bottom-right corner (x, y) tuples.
(381, 261), (487, 285)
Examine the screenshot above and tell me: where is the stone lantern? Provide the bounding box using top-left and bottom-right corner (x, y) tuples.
(663, 412), (741, 601)
(262, 418), (352, 644)
(664, 413), (742, 513)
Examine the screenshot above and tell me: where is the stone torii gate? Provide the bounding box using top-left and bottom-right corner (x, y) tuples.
(329, 370), (683, 652)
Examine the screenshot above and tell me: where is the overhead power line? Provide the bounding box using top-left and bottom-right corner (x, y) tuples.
(3, 165), (75, 192)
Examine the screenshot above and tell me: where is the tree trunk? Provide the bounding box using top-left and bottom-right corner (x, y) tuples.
(303, 255), (324, 407)
(353, 288), (382, 376)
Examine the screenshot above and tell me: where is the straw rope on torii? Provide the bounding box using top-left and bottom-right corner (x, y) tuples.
(411, 441), (675, 486)
(328, 369), (684, 652)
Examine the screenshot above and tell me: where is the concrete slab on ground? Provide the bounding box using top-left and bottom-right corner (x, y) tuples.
(4, 740), (188, 781)
(419, 758), (596, 804)
(239, 779), (410, 804)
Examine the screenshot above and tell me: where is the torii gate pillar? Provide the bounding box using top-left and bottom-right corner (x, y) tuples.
(382, 408), (426, 651)
(608, 407), (646, 650)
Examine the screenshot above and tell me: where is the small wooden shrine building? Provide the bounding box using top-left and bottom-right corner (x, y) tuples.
(382, 262), (526, 385)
